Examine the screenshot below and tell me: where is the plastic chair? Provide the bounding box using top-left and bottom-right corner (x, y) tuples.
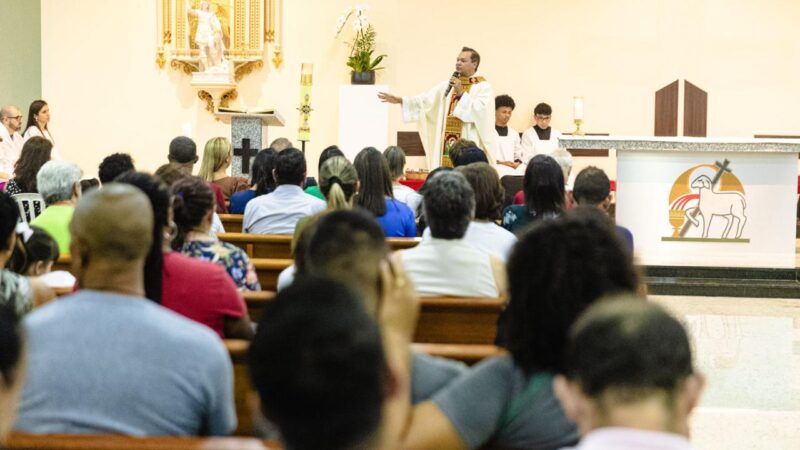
(12, 193), (45, 224)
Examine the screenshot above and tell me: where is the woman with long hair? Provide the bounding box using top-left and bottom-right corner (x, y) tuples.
(23, 100), (54, 145)
(172, 176), (260, 291)
(229, 148), (277, 214)
(502, 154), (565, 234)
(353, 147), (416, 237)
(384, 145), (422, 216)
(198, 137), (249, 200)
(115, 171), (252, 339)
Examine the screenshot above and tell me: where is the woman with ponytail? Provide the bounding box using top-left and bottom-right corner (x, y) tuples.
(318, 156), (358, 210)
(171, 176), (260, 292)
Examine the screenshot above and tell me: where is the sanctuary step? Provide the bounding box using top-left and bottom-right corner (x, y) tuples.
(644, 265), (800, 299)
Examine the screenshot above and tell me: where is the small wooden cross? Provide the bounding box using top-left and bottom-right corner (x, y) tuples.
(233, 138), (259, 174)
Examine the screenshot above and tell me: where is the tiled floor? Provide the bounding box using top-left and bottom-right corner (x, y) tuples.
(651, 295), (800, 449)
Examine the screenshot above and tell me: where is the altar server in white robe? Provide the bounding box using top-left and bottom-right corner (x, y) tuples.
(378, 47), (496, 169)
(22, 100), (61, 159)
(0, 105), (24, 179)
(492, 95), (525, 177)
(520, 102), (561, 163)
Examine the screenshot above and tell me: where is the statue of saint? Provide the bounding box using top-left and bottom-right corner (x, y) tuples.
(188, 1), (228, 72)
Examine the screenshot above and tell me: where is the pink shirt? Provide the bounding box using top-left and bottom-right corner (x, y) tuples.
(161, 252), (246, 338)
(563, 428), (694, 450)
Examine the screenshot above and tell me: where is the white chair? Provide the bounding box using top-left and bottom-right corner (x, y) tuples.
(12, 193), (45, 224)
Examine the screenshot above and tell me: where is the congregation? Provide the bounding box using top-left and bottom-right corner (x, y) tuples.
(0, 97), (702, 450)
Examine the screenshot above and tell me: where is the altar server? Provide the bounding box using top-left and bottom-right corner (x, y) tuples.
(520, 102), (561, 161)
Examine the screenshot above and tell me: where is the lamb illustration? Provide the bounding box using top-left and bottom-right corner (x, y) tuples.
(685, 175), (747, 238)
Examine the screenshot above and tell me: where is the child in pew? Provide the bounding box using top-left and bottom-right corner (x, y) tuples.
(7, 224), (75, 288)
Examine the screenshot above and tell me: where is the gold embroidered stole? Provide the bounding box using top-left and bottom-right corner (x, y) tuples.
(440, 76), (485, 167)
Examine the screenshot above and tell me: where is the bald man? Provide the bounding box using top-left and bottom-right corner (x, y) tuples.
(0, 105), (24, 179)
(16, 184), (237, 436)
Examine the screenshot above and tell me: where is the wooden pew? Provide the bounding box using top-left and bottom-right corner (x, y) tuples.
(6, 433), (279, 449)
(219, 214), (243, 234)
(218, 233), (422, 260)
(251, 258), (293, 291)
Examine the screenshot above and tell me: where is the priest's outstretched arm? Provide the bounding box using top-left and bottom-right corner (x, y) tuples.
(378, 82), (447, 123)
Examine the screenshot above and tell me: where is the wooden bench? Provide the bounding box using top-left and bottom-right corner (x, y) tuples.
(219, 214), (243, 233)
(6, 433), (279, 449)
(251, 258), (292, 291)
(218, 232), (422, 260)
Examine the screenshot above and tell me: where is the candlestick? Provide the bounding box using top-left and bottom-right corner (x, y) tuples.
(573, 96), (584, 121)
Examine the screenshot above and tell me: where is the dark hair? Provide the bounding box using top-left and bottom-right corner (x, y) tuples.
(565, 299), (693, 397)
(447, 139), (476, 168)
(383, 146), (406, 179)
(573, 166), (610, 206)
(453, 146), (488, 167)
(251, 149), (278, 196)
(98, 153), (135, 184)
(80, 178), (100, 193)
(461, 46), (480, 70)
(0, 305), (23, 389)
(0, 192), (20, 251)
(354, 147), (393, 216)
(534, 103), (552, 116)
(168, 136), (198, 164)
(7, 226), (59, 274)
(416, 167), (453, 233)
(171, 177), (215, 250)
(495, 95), (515, 110)
(114, 172), (170, 304)
(304, 209), (387, 314)
(248, 277), (386, 450)
(523, 154), (565, 219)
(24, 100), (49, 136)
(456, 163), (503, 221)
(318, 145), (345, 172)
(504, 207), (639, 375)
(274, 148), (306, 185)
(154, 163), (189, 187)
(13, 137), (52, 193)
(422, 171), (474, 239)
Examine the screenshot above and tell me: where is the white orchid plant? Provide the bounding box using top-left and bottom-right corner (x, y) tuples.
(334, 4), (386, 73)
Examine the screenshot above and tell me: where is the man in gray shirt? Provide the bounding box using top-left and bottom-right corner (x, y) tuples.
(15, 184), (236, 436)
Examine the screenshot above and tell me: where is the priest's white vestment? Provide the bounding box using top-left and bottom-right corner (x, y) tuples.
(401, 77), (496, 169)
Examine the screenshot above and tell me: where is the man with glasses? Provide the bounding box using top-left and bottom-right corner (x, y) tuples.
(520, 102), (562, 162)
(0, 105), (24, 179)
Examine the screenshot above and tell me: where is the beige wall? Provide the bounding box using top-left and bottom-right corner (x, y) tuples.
(41, 0), (800, 179)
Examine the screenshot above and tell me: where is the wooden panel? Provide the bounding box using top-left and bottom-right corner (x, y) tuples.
(252, 258), (293, 291)
(683, 80), (708, 137)
(219, 213), (243, 233)
(562, 132), (610, 157)
(219, 233), (421, 260)
(654, 80), (679, 136)
(397, 131), (426, 156)
(6, 433), (278, 449)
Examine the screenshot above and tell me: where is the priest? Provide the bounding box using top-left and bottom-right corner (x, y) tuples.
(378, 47), (496, 169)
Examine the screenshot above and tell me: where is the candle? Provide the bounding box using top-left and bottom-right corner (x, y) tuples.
(573, 96), (584, 121)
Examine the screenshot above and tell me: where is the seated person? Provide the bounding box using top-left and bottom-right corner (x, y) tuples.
(397, 171), (504, 298)
(384, 145), (423, 216)
(7, 225), (75, 288)
(244, 148), (326, 234)
(555, 298), (704, 450)
(167, 136), (199, 175)
(229, 148), (277, 214)
(354, 147), (416, 237)
(269, 137), (293, 152)
(0, 304), (24, 444)
(198, 137), (249, 200)
(79, 178), (100, 193)
(452, 146), (489, 167)
(31, 160), (82, 254)
(513, 148), (573, 207)
(97, 152), (134, 184)
(502, 154), (564, 234)
(249, 276), (409, 450)
(446, 138), (477, 169)
(15, 184), (237, 436)
(172, 176), (260, 291)
(421, 162), (516, 263)
(520, 102), (562, 160)
(492, 94), (525, 177)
(572, 166), (633, 252)
(402, 207), (641, 450)
(155, 163), (225, 235)
(0, 193), (53, 315)
(4, 137), (53, 220)
(305, 145), (345, 200)
(116, 172), (252, 340)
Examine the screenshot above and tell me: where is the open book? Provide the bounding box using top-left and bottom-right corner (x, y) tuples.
(217, 106), (276, 114)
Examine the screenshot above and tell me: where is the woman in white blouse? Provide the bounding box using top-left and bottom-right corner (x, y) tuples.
(22, 100), (60, 159)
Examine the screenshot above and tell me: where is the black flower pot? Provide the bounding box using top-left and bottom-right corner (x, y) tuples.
(351, 71), (376, 85)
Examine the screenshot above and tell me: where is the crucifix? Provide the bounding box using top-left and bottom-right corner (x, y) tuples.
(233, 138), (259, 174)
(679, 159), (731, 237)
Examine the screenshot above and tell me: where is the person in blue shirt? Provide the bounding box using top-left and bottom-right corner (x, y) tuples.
(353, 147), (416, 237)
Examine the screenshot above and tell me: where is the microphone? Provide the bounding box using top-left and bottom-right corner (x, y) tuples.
(444, 71), (460, 98)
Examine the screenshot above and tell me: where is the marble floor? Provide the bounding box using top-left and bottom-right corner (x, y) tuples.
(651, 295), (800, 449)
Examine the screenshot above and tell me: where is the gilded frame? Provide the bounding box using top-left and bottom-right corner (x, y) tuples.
(156, 0), (281, 79)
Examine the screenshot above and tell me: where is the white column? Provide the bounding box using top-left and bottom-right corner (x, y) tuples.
(338, 85), (389, 161)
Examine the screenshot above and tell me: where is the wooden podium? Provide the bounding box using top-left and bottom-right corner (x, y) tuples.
(215, 112), (285, 177)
